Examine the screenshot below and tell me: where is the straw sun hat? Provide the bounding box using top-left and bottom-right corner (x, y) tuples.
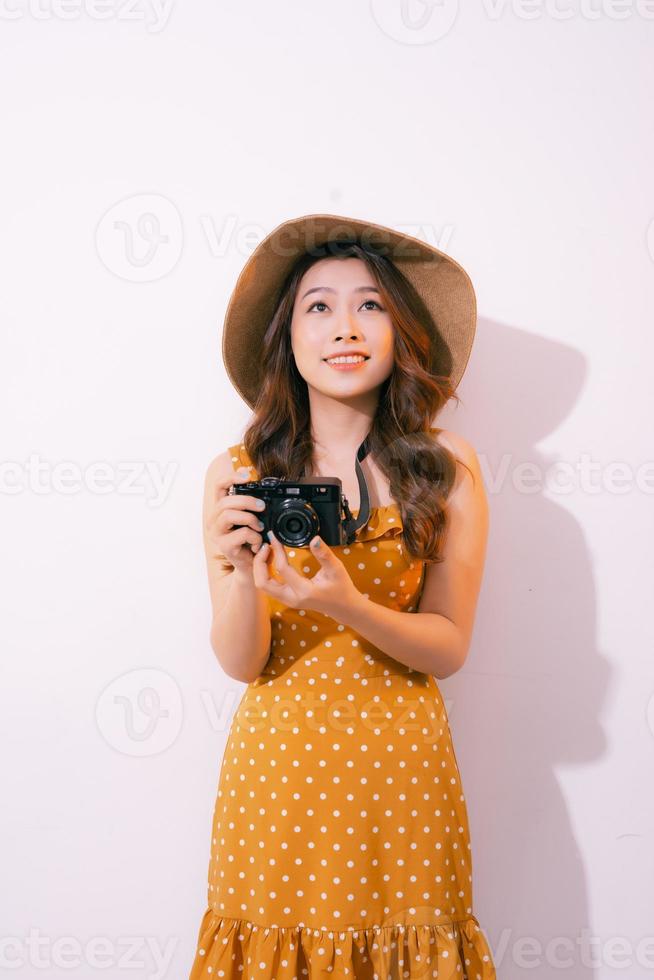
(221, 212), (477, 410)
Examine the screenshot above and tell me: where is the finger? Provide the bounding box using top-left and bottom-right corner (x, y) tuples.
(214, 465), (252, 496)
(251, 544), (266, 585)
(259, 530), (288, 586)
(266, 529), (293, 578)
(310, 535), (327, 555)
(309, 535), (336, 565)
(220, 506), (266, 534)
(221, 525), (261, 557)
(266, 530), (310, 591)
(219, 493), (266, 515)
(251, 544), (291, 601)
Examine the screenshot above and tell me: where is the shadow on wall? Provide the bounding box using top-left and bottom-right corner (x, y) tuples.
(437, 315), (610, 980)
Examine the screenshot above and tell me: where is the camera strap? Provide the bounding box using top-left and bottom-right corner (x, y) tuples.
(342, 436), (372, 545)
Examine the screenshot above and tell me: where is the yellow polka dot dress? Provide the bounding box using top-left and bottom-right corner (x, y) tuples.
(189, 438), (497, 979)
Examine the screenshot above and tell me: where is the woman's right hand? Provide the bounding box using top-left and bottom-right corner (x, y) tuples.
(205, 465), (267, 574)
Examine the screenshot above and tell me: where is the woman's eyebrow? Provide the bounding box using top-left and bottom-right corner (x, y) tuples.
(301, 285), (381, 300)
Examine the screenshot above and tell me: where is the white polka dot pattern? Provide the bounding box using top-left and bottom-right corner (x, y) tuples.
(188, 441), (496, 979)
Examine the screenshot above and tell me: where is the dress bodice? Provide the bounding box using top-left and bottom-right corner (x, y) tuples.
(226, 440), (428, 683)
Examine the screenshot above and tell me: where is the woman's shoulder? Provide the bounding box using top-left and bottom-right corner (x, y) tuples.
(430, 427), (486, 502)
(429, 426), (478, 464)
(204, 442), (248, 484)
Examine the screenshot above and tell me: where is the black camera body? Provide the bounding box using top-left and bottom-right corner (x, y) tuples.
(229, 476), (353, 548)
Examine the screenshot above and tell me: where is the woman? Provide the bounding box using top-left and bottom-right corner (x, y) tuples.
(189, 214), (497, 978)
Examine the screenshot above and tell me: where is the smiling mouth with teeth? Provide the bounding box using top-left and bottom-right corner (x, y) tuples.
(323, 355), (370, 369)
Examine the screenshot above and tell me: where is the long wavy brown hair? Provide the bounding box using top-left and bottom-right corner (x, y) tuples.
(239, 239), (474, 565)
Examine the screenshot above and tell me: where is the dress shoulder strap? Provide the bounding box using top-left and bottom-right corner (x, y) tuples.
(227, 442), (258, 478)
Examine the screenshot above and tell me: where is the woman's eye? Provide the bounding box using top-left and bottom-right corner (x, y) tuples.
(308, 299), (383, 313)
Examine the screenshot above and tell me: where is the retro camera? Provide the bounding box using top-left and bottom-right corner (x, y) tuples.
(229, 476), (356, 548)
(228, 437), (372, 548)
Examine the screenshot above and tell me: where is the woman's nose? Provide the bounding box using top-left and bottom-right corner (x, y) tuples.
(333, 323), (363, 342)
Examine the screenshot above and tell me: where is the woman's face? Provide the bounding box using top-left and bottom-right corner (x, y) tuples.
(290, 257), (395, 401)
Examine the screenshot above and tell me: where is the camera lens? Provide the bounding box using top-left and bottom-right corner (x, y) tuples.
(275, 501), (319, 548)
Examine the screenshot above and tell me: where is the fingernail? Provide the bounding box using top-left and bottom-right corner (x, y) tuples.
(311, 536), (321, 548)
(266, 530), (274, 543)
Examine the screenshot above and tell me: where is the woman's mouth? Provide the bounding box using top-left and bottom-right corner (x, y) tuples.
(322, 355), (370, 372)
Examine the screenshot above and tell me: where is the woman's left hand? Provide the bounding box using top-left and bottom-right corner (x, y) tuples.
(252, 530), (362, 619)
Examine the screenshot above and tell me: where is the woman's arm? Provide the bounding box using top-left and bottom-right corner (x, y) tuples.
(329, 431), (489, 679)
(203, 452), (272, 683)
